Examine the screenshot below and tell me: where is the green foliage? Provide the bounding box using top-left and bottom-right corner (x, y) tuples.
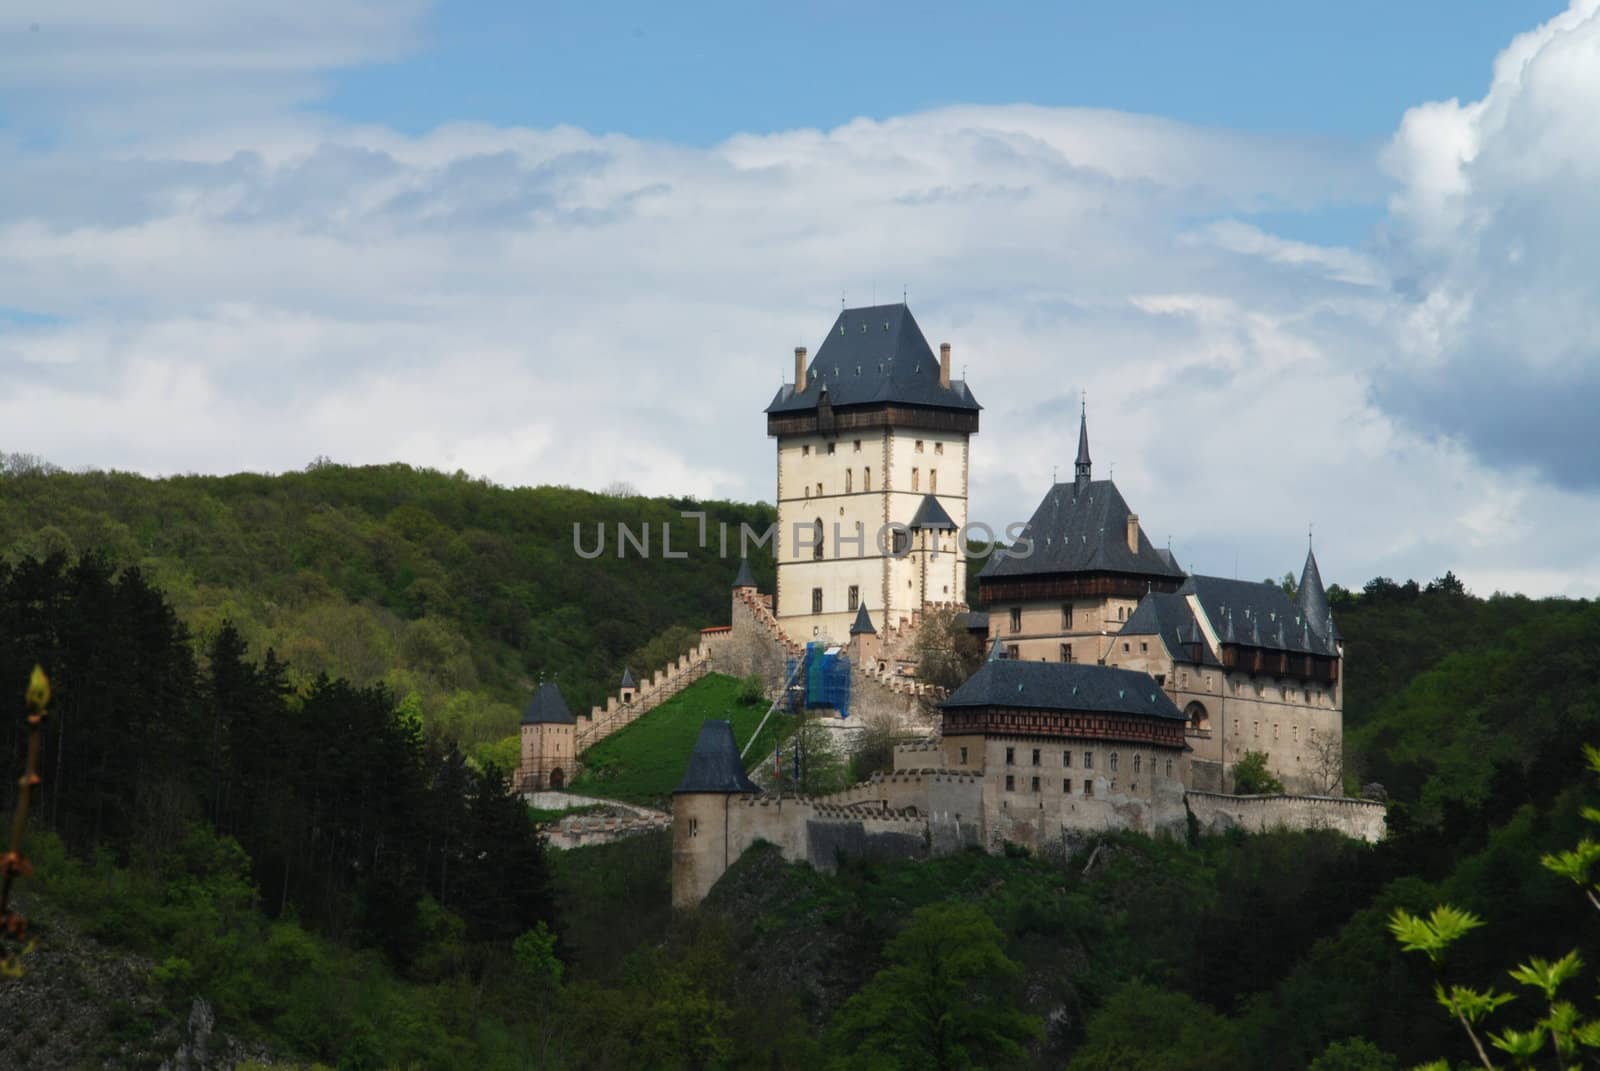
(772, 714), (849, 796)
(512, 922), (564, 993)
(913, 604), (986, 692)
(1387, 905), (1486, 966)
(1306, 1038), (1398, 1071)
(830, 901), (1042, 1070)
(1233, 750), (1285, 795)
(1067, 982), (1246, 1071)
(569, 673), (780, 804)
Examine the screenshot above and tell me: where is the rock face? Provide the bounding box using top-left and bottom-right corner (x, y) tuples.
(0, 902), (274, 1071)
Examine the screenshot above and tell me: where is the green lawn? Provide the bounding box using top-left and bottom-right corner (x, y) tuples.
(570, 673), (785, 806)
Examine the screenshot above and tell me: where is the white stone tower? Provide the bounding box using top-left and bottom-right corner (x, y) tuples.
(765, 304), (980, 642)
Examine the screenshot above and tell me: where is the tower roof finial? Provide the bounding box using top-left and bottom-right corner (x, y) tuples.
(1074, 393), (1092, 491)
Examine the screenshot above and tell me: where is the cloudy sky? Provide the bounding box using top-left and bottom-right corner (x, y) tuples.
(2, 0), (1598, 596)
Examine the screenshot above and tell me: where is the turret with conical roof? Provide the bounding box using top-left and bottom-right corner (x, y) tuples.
(518, 680), (576, 792)
(1297, 544), (1339, 641)
(849, 602), (876, 636)
(732, 557), (756, 589)
(672, 720), (763, 909)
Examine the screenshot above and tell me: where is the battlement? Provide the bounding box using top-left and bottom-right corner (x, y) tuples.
(1185, 791), (1386, 842)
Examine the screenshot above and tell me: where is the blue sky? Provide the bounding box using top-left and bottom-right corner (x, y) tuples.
(3, 1), (1600, 595)
(325, 1), (1563, 143)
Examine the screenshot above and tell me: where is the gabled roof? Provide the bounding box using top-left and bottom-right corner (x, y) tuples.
(1120, 593), (1222, 667)
(979, 479), (1187, 581)
(521, 681), (575, 725)
(943, 660), (1184, 721)
(732, 557), (756, 589)
(620, 666), (637, 690)
(908, 494), (957, 531)
(765, 304), (981, 415)
(674, 720), (762, 794)
(849, 603), (876, 635)
(1179, 575), (1339, 657)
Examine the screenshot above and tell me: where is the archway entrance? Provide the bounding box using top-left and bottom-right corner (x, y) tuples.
(549, 767), (565, 790)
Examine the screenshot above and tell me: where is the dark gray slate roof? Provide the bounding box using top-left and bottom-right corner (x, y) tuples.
(620, 666), (637, 690)
(957, 610), (989, 632)
(521, 681), (575, 725)
(732, 557), (755, 588)
(849, 603), (876, 635)
(1120, 593), (1222, 667)
(943, 660), (1183, 720)
(675, 720), (762, 794)
(1296, 547), (1340, 641)
(766, 304), (981, 414)
(908, 494), (957, 531)
(979, 479), (1187, 581)
(1179, 575), (1338, 657)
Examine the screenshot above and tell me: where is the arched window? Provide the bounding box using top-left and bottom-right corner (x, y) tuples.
(1109, 752), (1119, 772)
(863, 467), (872, 492)
(1184, 701), (1211, 732)
(813, 518), (824, 560)
(846, 469), (853, 493)
(1133, 754), (1142, 774)
(911, 468), (920, 492)
(1165, 758), (1173, 778)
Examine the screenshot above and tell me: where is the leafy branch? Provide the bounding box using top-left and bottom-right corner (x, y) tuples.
(1, 665), (51, 977)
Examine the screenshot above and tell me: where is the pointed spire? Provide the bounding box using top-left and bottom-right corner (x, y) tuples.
(1297, 543), (1335, 640)
(850, 602), (876, 636)
(1074, 394), (1092, 492)
(987, 637), (1007, 662)
(620, 666), (636, 690)
(732, 557), (756, 589)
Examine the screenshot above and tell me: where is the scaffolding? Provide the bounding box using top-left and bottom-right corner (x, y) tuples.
(785, 642), (852, 720)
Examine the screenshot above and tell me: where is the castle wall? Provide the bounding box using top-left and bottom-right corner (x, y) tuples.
(1185, 791), (1385, 843)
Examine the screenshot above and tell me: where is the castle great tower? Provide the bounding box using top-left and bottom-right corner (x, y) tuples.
(765, 304), (980, 641)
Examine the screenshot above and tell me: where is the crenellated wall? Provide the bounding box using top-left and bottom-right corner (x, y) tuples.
(1185, 791), (1386, 842)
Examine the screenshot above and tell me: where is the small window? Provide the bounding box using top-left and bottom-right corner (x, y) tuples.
(1063, 778), (1072, 793)
(1031, 776), (1041, 793)
(1165, 759), (1173, 778)
(1140, 642), (1148, 653)
(848, 585), (859, 612)
(1006, 644), (1020, 660)
(1010, 607), (1022, 632)
(1060, 643), (1072, 663)
(863, 467), (872, 491)
(688, 817), (699, 837)
(801, 444), (810, 456)
(930, 469), (938, 493)
(1133, 754), (1142, 774)
(1118, 606), (1126, 621)
(911, 468), (920, 492)
(1084, 751), (1094, 769)
(853, 439), (862, 452)
(846, 469), (853, 492)
(1274, 723), (1280, 739)
(935, 441), (944, 454)
(958, 746), (968, 764)
(1005, 747), (1015, 765)
(1005, 774), (1015, 792)
(915, 439), (925, 453)
(815, 482), (823, 496)
(1063, 751), (1072, 767)
(1253, 721), (1260, 736)
(1110, 753), (1119, 772)
(1123, 642), (1130, 653)
(1293, 724), (1299, 741)
(1084, 780), (1094, 798)
(1061, 604), (1073, 629)
(813, 518), (824, 560)
(827, 442), (836, 455)
(812, 587), (823, 613)
(1031, 748), (1041, 766)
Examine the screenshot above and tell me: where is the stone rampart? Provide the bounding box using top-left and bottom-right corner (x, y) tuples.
(1185, 791), (1386, 842)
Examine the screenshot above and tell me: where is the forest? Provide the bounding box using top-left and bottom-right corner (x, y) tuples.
(1, 463), (1599, 1069)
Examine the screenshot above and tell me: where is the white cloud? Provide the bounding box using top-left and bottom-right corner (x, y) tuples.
(3, 2), (1600, 597)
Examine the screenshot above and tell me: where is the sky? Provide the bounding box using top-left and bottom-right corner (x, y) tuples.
(1, 0), (1598, 597)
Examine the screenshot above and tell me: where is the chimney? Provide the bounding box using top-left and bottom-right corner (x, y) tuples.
(939, 343), (952, 388)
(1126, 513), (1139, 553)
(794, 347), (808, 392)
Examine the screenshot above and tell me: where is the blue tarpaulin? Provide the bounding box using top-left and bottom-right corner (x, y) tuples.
(785, 642), (852, 719)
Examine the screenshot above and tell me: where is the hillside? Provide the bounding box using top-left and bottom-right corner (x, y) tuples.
(0, 456), (775, 760)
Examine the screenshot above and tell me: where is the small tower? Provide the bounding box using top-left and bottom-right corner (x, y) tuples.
(1074, 398), (1092, 493)
(619, 666), (638, 705)
(671, 720), (761, 909)
(908, 493), (959, 607)
(849, 600), (879, 665)
(518, 681), (576, 792)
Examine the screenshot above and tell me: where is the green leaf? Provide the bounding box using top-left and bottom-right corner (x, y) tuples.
(1508, 950), (1583, 1000)
(1488, 1024), (1546, 1060)
(1436, 983), (1514, 1026)
(1542, 839), (1600, 886)
(1390, 905), (1486, 965)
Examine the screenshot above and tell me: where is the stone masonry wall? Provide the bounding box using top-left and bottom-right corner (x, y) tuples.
(1185, 791), (1386, 842)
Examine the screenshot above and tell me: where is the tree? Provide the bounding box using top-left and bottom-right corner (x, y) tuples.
(1308, 732), (1346, 796)
(1066, 981), (1246, 1071)
(1232, 751), (1285, 795)
(1306, 1038), (1398, 1071)
(913, 606), (985, 693)
(829, 902), (1041, 1070)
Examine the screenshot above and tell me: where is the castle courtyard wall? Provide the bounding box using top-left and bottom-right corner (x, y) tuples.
(1185, 791), (1385, 842)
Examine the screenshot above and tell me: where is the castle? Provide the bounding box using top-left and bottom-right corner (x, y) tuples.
(511, 302), (1386, 906)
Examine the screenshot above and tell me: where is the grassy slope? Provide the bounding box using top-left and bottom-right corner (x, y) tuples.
(570, 673), (784, 805)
